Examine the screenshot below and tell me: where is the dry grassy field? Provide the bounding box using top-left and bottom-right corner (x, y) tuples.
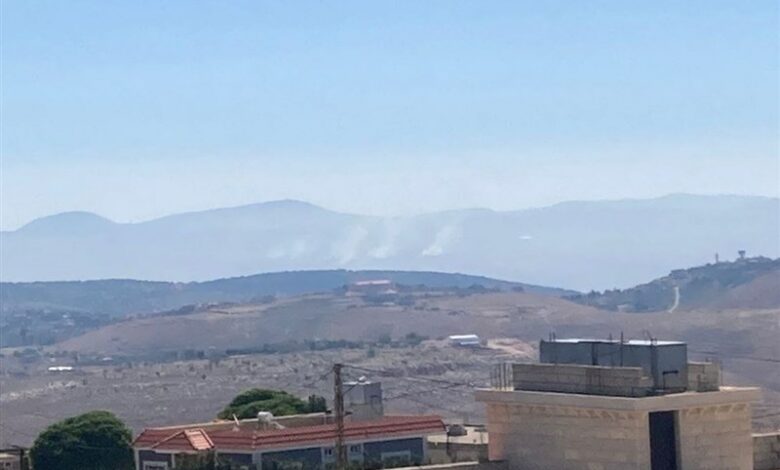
(2, 290), (779, 446)
(1, 342), (527, 447)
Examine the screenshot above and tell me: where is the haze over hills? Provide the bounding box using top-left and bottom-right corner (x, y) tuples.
(0, 269), (552, 318)
(2, 194), (778, 290)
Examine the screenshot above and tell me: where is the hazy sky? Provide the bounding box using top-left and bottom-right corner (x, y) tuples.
(2, 1), (778, 230)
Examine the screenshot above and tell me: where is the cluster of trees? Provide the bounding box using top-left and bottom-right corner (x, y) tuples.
(29, 389), (325, 469)
(30, 411), (134, 470)
(218, 388), (327, 420)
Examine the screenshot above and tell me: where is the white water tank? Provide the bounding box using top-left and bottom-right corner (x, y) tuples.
(257, 411), (277, 430)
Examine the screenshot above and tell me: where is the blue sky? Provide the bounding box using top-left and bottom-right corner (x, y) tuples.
(2, 1), (778, 229)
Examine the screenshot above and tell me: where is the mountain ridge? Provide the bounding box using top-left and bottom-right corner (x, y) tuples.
(11, 193), (779, 231)
(3, 194), (777, 289)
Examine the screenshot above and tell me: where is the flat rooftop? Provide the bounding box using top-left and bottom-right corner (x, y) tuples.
(476, 386), (761, 411)
(547, 338), (685, 346)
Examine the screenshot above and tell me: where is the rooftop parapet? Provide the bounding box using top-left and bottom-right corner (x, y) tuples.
(687, 361), (721, 392)
(508, 363), (655, 397)
(492, 360), (722, 397)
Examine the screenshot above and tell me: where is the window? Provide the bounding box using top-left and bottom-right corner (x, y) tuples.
(323, 447), (334, 458)
(143, 463), (168, 470)
(349, 445), (362, 454)
(380, 450), (412, 467)
(268, 462), (303, 470)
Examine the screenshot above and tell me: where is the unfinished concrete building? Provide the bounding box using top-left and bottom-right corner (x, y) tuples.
(477, 339), (760, 470)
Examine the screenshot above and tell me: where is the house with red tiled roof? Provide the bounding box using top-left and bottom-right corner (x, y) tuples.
(133, 413), (444, 470)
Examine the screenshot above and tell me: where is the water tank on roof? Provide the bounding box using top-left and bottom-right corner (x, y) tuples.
(539, 338), (689, 392)
(257, 411), (282, 430)
(344, 379), (384, 421)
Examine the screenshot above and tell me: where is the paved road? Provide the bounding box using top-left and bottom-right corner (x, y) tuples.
(668, 286), (680, 313)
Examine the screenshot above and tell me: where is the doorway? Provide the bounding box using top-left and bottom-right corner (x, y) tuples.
(649, 411), (678, 470)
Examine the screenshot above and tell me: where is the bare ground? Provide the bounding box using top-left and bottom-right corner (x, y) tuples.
(2, 291), (778, 446)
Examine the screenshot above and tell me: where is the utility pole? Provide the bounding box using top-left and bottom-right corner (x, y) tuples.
(333, 363), (347, 470)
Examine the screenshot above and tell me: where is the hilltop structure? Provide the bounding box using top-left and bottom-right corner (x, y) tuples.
(477, 338), (760, 470)
(346, 280), (398, 297)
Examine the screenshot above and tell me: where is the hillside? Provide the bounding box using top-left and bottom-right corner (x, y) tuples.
(6, 290), (779, 445)
(54, 289), (779, 362)
(2, 194), (778, 290)
(0, 269), (561, 348)
(0, 269), (554, 317)
(566, 257), (780, 312)
(53, 291), (591, 356)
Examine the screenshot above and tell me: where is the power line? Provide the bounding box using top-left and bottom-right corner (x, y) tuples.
(688, 350), (780, 364)
(342, 364), (478, 388)
(340, 363), (482, 416)
(382, 382), (472, 402)
(301, 369), (333, 389)
(401, 393), (476, 416)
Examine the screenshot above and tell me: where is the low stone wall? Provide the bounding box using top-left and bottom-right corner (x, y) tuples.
(511, 363), (654, 397)
(754, 432), (780, 470)
(428, 441), (488, 464)
(688, 361), (720, 392)
(394, 462), (506, 470)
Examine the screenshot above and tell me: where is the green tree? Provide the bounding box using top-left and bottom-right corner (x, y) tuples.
(306, 394), (327, 412)
(218, 389), (328, 420)
(30, 410), (133, 470)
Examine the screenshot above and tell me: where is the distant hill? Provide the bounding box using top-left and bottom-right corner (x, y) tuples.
(2, 194), (778, 290)
(0, 269), (561, 318)
(566, 257), (780, 312)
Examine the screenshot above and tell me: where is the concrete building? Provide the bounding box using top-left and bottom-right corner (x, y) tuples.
(133, 413), (444, 470)
(347, 280), (398, 297)
(448, 335), (481, 348)
(0, 452), (21, 470)
(753, 432), (780, 470)
(427, 424), (489, 464)
(477, 338), (761, 470)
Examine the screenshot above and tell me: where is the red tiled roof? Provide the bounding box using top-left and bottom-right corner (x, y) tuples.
(135, 415), (444, 452)
(146, 428), (214, 452)
(186, 429), (215, 451)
